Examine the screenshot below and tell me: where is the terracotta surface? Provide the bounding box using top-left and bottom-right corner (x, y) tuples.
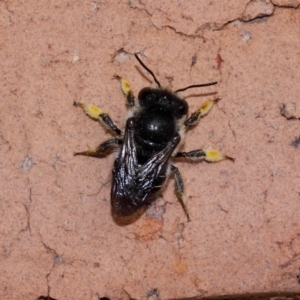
(1, 1), (300, 299)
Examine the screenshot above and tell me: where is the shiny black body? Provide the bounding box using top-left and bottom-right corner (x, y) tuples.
(74, 53), (218, 220)
(111, 88), (188, 216)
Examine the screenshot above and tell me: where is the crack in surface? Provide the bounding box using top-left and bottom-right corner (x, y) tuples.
(20, 187), (33, 234)
(126, 0), (286, 37)
(39, 236), (64, 299)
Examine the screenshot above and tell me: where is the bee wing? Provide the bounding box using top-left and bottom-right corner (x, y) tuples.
(136, 134), (180, 193)
(111, 117), (180, 216)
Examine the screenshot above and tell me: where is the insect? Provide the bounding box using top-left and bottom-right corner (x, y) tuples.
(74, 53), (233, 221)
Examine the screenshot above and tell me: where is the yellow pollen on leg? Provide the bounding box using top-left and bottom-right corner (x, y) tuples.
(80, 103), (103, 119)
(204, 149), (226, 162)
(199, 100), (214, 116)
(120, 78), (132, 96)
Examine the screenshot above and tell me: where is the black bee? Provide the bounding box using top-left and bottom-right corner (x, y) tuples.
(74, 53), (233, 221)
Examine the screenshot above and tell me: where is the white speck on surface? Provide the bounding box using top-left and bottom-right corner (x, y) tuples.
(115, 51), (131, 63)
(242, 30), (251, 41)
(73, 54), (79, 63)
(91, 2), (100, 11)
(22, 156), (34, 171)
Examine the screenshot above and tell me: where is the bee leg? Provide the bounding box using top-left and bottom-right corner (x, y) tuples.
(184, 97), (221, 127)
(176, 149), (234, 162)
(74, 138), (122, 158)
(114, 75), (135, 107)
(73, 102), (122, 136)
(171, 165), (191, 222)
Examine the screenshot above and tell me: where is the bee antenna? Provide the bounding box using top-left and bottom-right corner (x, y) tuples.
(134, 53), (161, 88)
(175, 82), (218, 93)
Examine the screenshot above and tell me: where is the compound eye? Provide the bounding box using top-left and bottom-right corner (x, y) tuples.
(138, 87), (157, 108)
(178, 99), (188, 116)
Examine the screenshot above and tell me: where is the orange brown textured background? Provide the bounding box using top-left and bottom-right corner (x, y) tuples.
(1, 1), (300, 300)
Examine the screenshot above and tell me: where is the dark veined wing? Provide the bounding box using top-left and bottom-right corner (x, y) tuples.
(111, 117), (180, 216)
